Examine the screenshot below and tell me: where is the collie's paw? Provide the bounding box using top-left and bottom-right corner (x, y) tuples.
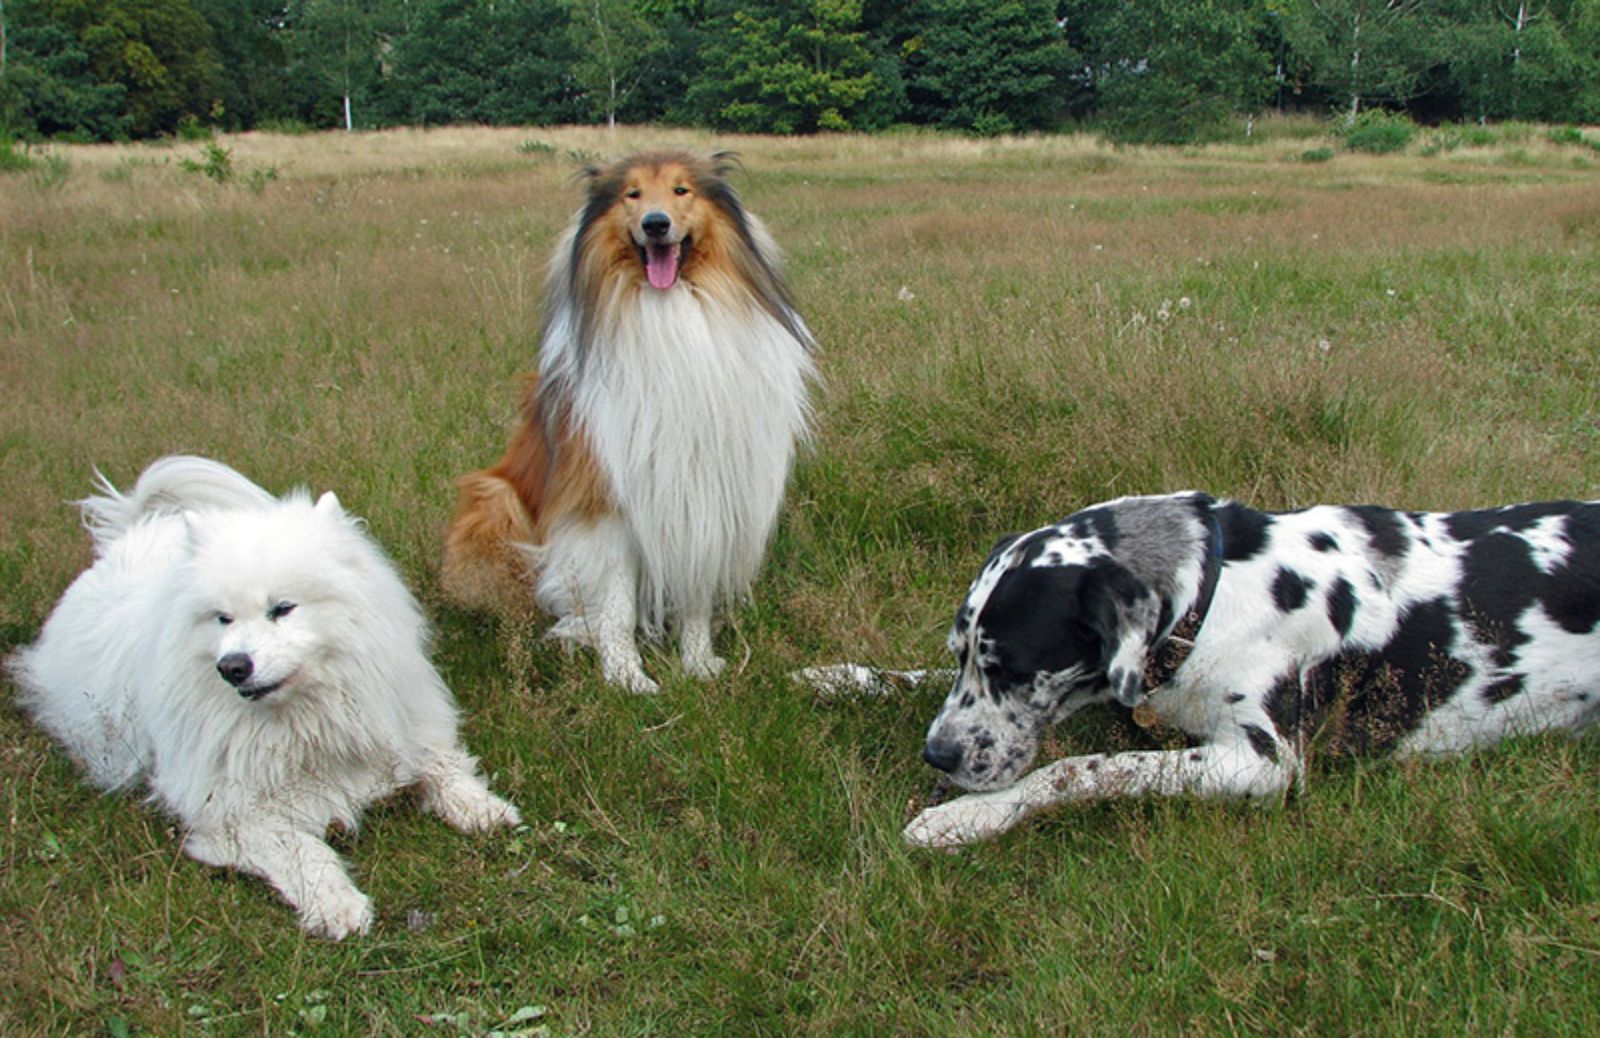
(683, 654), (727, 680)
(300, 887), (374, 941)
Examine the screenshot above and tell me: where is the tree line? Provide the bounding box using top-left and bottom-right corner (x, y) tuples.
(3, 1), (1598, 144)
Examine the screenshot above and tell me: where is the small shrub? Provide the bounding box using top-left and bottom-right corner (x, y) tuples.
(180, 141), (234, 183)
(517, 139), (555, 156)
(1301, 146), (1335, 163)
(969, 111), (1015, 138)
(176, 115), (213, 142)
(245, 165), (280, 194)
(1344, 110), (1415, 154)
(29, 152), (71, 190)
(1, 134), (35, 173)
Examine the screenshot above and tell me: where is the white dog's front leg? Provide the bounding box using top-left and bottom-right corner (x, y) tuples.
(185, 825), (372, 940)
(904, 742), (1295, 849)
(417, 750), (522, 833)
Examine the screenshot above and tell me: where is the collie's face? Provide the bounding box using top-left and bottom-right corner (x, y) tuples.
(589, 156), (721, 292)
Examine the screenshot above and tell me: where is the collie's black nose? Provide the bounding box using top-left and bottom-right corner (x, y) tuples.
(640, 211), (672, 239)
(217, 653), (254, 687)
(923, 738), (964, 774)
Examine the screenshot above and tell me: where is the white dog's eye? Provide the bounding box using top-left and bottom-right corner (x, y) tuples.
(216, 613), (233, 626)
(268, 601), (297, 621)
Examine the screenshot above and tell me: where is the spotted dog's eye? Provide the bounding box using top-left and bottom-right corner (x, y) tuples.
(268, 601), (297, 621)
(216, 613), (234, 626)
(673, 185), (690, 196)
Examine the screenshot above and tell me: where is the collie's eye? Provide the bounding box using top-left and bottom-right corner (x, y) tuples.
(268, 601), (297, 621)
(673, 186), (689, 196)
(625, 188), (641, 199)
(217, 613), (233, 626)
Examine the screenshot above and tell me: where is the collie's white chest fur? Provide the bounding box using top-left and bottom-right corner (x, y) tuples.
(564, 287), (814, 626)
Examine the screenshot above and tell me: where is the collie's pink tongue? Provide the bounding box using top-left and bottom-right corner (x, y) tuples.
(646, 243), (680, 290)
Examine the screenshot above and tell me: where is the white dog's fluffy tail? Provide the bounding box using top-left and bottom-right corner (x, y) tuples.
(80, 455), (279, 553)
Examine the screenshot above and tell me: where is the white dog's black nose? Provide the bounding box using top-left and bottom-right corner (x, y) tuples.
(924, 737), (964, 774)
(217, 653), (254, 687)
(640, 211), (672, 240)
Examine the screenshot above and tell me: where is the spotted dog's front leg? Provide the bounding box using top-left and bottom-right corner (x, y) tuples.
(903, 741), (1296, 849)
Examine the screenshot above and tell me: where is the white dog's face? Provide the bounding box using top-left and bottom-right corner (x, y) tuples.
(205, 594), (319, 700)
(184, 495), (350, 704)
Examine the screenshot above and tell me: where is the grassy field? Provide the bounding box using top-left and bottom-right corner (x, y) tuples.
(4, 119), (1600, 1035)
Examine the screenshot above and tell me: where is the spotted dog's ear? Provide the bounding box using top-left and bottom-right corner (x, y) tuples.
(1080, 562), (1164, 708)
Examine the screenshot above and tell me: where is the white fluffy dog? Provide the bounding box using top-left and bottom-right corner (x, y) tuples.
(8, 456), (521, 939)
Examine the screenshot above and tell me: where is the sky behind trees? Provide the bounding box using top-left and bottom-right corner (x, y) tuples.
(3, 1), (1598, 142)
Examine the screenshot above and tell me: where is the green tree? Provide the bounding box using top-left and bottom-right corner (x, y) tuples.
(901, 0), (1075, 134)
(564, 0), (664, 127)
(685, 0), (899, 132)
(383, 0), (583, 126)
(24, 0), (221, 136)
(1442, 0), (1598, 122)
(0, 10), (129, 138)
(1274, 0), (1441, 117)
(284, 0), (388, 129)
(1065, 0), (1274, 143)
(194, 0), (294, 130)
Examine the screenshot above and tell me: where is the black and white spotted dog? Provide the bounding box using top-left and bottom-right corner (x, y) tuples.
(860, 491), (1600, 848)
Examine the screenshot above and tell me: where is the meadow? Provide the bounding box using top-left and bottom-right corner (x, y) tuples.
(3, 120), (1600, 1035)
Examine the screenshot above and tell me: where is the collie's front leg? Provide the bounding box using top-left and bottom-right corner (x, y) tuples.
(679, 608), (726, 680)
(538, 517), (658, 694)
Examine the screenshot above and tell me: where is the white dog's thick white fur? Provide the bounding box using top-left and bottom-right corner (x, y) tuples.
(9, 456), (520, 939)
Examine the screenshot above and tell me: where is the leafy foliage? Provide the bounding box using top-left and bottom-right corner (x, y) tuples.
(3, 0), (1600, 141)
(901, 0), (1077, 135)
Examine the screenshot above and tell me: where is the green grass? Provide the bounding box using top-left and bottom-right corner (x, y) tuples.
(4, 126), (1600, 1035)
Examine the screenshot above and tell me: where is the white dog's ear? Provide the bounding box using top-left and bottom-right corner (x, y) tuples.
(314, 491), (344, 517)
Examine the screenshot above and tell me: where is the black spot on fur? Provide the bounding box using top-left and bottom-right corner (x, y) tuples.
(1242, 724), (1279, 762)
(1289, 598), (1469, 753)
(1458, 531), (1539, 667)
(977, 564), (1104, 698)
(1481, 674), (1524, 706)
(1444, 501), (1581, 541)
(1069, 506), (1122, 552)
(1537, 506), (1600, 635)
(1327, 578), (1357, 638)
(1347, 506), (1410, 559)
(1214, 502), (1270, 562)
(1308, 532), (1339, 553)
(1272, 567), (1313, 612)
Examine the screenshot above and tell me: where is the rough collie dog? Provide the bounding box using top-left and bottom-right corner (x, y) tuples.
(443, 151), (816, 693)
(8, 456), (521, 939)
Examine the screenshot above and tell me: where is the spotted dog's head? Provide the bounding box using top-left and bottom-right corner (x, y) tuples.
(922, 493), (1221, 791)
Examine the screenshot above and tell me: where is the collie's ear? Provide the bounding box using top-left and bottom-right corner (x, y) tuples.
(1080, 562), (1163, 708)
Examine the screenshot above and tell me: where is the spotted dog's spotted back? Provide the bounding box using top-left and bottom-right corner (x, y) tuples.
(909, 492), (1600, 847)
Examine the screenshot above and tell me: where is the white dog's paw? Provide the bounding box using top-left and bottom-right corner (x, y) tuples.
(441, 787), (523, 833)
(902, 793), (1026, 850)
(300, 887), (373, 941)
